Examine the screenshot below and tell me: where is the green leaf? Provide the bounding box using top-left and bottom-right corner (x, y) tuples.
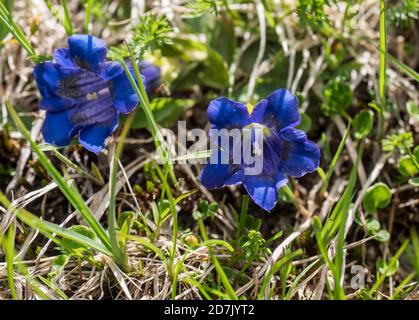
(377, 259), (399, 276)
(61, 225), (97, 253)
(48, 254), (70, 280)
(175, 50), (229, 90)
(132, 98), (195, 129)
(117, 211), (135, 230)
(192, 211), (204, 221)
(397, 156), (419, 177)
(363, 182), (392, 214)
(374, 229), (391, 242)
(297, 113), (312, 133)
(161, 38), (229, 90)
(208, 16), (236, 65)
(321, 76), (353, 117)
(277, 187), (294, 203)
(366, 219), (381, 234)
(353, 110), (374, 139)
(414, 145), (419, 160)
(408, 177), (419, 187)
(117, 211), (135, 251)
(160, 37), (208, 62)
(406, 101), (419, 120)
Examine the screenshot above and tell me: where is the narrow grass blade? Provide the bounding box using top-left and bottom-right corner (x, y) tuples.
(60, 0), (73, 35)
(198, 219), (237, 300)
(378, 0), (387, 103)
(83, 0), (94, 33)
(0, 2), (35, 55)
(387, 54), (419, 82)
(368, 239), (410, 296)
(258, 250), (302, 299)
(2, 223), (17, 299)
(5, 102), (111, 250)
(321, 122), (351, 193)
(0, 192), (112, 256)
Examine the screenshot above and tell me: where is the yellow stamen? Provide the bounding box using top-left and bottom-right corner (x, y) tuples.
(86, 92), (98, 101)
(246, 103), (254, 114)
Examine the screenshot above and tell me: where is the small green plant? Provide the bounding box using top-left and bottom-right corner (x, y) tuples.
(321, 76), (353, 117)
(362, 183), (392, 214)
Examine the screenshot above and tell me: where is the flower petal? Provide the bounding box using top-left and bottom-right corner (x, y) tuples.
(102, 61), (124, 80)
(140, 61), (161, 95)
(34, 62), (79, 98)
(243, 173), (288, 211)
(42, 110), (78, 147)
(68, 34), (107, 73)
(78, 114), (119, 153)
(200, 163), (241, 189)
(207, 97), (250, 129)
(39, 96), (75, 112)
(250, 89), (300, 130)
(54, 48), (77, 69)
(69, 94), (115, 127)
(109, 66), (139, 114)
(279, 127), (320, 177)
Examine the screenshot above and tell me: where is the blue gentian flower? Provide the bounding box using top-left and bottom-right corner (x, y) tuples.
(34, 34), (160, 153)
(140, 61), (161, 95)
(200, 89), (320, 211)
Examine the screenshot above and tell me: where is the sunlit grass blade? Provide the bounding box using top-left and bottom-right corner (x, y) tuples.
(119, 57), (176, 185)
(38, 276), (69, 300)
(5, 101), (111, 250)
(0, 191), (112, 256)
(313, 217), (345, 299)
(39, 144), (103, 185)
(60, 0), (73, 35)
(0, 1), (35, 56)
(378, 0), (387, 103)
(390, 272), (416, 300)
(321, 122), (351, 194)
(258, 250), (302, 299)
(84, 0), (94, 33)
(127, 235), (168, 264)
(368, 239), (410, 296)
(411, 229), (419, 277)
(107, 112), (136, 271)
(284, 259), (320, 300)
(198, 218), (238, 300)
(2, 223), (17, 299)
(387, 53), (419, 83)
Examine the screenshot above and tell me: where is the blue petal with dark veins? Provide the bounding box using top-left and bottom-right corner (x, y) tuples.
(279, 127), (320, 177)
(34, 62), (80, 98)
(140, 61), (161, 94)
(250, 89), (300, 130)
(68, 34), (107, 73)
(109, 66), (139, 114)
(54, 48), (77, 69)
(78, 113), (119, 153)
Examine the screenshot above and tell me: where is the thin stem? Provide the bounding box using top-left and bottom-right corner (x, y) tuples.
(60, 0), (73, 35)
(84, 0), (94, 33)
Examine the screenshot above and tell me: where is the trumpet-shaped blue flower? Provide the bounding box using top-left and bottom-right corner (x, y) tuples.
(34, 34), (160, 153)
(140, 61), (161, 95)
(200, 89), (320, 211)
